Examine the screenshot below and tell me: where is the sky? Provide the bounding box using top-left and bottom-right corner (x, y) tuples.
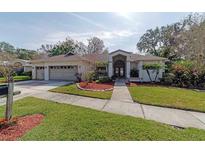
(0, 12), (190, 52)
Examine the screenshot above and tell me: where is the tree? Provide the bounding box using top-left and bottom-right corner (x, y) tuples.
(0, 52), (16, 121)
(39, 44), (54, 53)
(143, 63), (163, 82)
(40, 37), (88, 56)
(103, 48), (109, 54)
(75, 41), (88, 55)
(51, 38), (77, 56)
(137, 27), (161, 56)
(16, 48), (39, 60)
(87, 37), (105, 54)
(137, 13), (205, 62)
(176, 19), (205, 69)
(137, 25), (183, 61)
(0, 42), (15, 53)
(40, 36), (105, 56)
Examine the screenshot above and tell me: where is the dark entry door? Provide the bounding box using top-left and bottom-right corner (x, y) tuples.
(114, 60), (125, 78)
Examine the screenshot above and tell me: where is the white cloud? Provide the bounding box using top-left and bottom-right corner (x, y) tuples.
(69, 13), (107, 30)
(43, 30), (138, 45)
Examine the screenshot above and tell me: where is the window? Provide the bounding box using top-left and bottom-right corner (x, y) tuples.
(130, 69), (139, 77)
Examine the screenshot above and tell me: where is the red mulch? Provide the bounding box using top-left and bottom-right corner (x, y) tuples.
(79, 82), (114, 90)
(0, 114), (44, 141)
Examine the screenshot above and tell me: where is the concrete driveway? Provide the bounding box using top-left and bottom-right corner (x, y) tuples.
(0, 80), (71, 105)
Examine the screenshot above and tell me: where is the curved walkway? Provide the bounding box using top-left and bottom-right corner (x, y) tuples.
(1, 80), (205, 130)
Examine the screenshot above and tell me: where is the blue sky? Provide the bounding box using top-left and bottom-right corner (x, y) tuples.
(0, 12), (190, 52)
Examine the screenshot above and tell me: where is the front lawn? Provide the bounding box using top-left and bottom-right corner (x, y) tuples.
(0, 76), (31, 83)
(50, 84), (112, 99)
(128, 85), (205, 112)
(1, 97), (205, 140)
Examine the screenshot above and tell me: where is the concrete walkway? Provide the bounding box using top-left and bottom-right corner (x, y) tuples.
(111, 79), (133, 103)
(1, 80), (205, 130)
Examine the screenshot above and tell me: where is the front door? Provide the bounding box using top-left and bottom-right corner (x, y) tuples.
(114, 60), (125, 78)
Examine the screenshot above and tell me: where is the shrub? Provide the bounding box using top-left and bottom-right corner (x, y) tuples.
(13, 72), (17, 77)
(171, 61), (193, 87)
(20, 71), (32, 77)
(161, 60), (205, 89)
(111, 75), (116, 80)
(98, 76), (112, 83)
(85, 71), (95, 82)
(160, 73), (175, 85)
(198, 82), (205, 90)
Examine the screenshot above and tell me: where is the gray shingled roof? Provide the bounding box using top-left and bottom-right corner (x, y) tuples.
(31, 54), (90, 63)
(31, 50), (166, 64)
(130, 54), (167, 61)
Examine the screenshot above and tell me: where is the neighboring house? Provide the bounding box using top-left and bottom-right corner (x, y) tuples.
(31, 49), (166, 82)
(0, 59), (32, 73)
(12, 59), (33, 73)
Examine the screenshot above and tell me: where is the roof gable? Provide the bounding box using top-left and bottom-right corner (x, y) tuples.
(65, 52), (75, 57)
(109, 49), (132, 55)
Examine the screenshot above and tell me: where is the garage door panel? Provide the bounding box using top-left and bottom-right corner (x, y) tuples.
(36, 67), (44, 80)
(49, 66), (77, 81)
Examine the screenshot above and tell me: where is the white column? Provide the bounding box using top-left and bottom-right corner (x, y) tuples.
(126, 61), (130, 79)
(44, 65), (49, 80)
(138, 61), (143, 81)
(32, 66), (36, 80)
(108, 62), (113, 77)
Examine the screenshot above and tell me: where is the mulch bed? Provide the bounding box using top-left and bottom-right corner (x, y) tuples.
(79, 82), (114, 91)
(0, 114), (44, 141)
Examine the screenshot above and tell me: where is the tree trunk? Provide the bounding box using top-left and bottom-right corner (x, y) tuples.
(154, 70), (160, 82)
(5, 76), (14, 121)
(146, 69), (152, 82)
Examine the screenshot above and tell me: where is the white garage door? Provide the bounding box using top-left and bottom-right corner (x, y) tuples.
(36, 66), (44, 80)
(49, 66), (77, 81)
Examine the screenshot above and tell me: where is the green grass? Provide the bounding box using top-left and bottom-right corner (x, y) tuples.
(50, 84), (112, 99)
(0, 76), (31, 83)
(128, 85), (205, 112)
(1, 97), (205, 140)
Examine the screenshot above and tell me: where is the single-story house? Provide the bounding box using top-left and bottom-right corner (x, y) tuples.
(13, 59), (33, 73)
(31, 49), (167, 82)
(0, 59), (32, 73)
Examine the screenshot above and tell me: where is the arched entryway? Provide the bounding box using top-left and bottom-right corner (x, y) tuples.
(114, 60), (125, 78)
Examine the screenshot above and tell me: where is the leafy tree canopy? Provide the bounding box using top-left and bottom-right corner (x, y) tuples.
(137, 13), (205, 64)
(143, 63), (163, 70)
(0, 42), (40, 60)
(0, 42), (15, 53)
(39, 36), (106, 57)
